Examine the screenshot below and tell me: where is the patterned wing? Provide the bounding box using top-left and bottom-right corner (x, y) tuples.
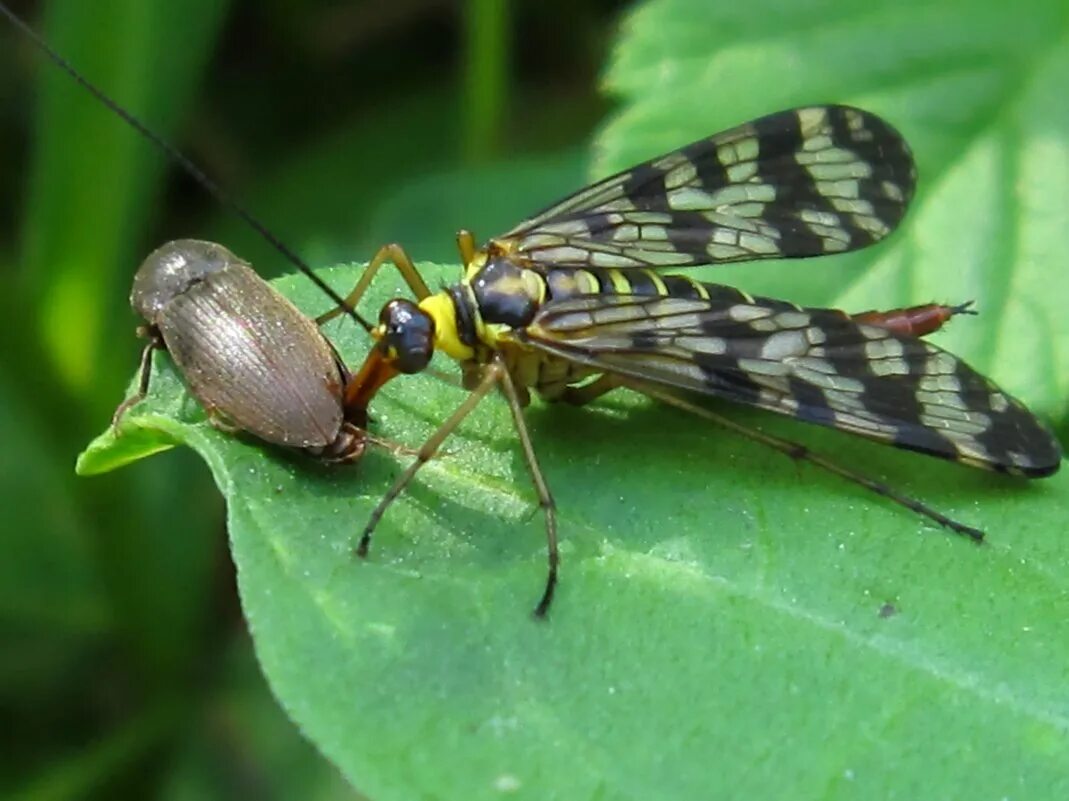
(495, 106), (916, 271)
(520, 294), (1061, 476)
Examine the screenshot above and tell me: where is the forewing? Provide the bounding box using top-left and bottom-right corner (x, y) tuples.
(521, 294), (1061, 476)
(496, 105), (916, 271)
(161, 265), (345, 449)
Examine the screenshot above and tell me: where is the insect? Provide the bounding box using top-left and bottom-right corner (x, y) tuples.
(322, 104), (1063, 617)
(115, 239), (372, 461)
(0, 3), (387, 457)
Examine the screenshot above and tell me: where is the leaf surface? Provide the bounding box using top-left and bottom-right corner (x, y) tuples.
(79, 263), (1069, 801)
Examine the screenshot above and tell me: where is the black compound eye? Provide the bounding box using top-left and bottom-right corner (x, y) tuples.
(380, 298), (434, 374)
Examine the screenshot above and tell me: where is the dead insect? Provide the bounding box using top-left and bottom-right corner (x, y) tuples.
(0, 4), (384, 457)
(114, 239), (368, 461)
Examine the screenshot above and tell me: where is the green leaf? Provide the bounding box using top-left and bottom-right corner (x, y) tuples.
(74, 421), (179, 476)
(158, 639), (362, 801)
(599, 0), (1069, 426)
(76, 362), (196, 476)
(80, 265), (1069, 801)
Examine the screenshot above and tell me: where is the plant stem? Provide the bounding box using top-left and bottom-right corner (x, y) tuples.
(463, 0), (510, 163)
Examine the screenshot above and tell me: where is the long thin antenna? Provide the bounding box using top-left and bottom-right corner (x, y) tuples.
(0, 2), (373, 333)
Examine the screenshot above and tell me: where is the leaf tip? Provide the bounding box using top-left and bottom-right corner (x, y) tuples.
(75, 417), (181, 476)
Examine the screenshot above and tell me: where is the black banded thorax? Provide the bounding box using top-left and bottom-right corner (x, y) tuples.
(444, 248), (811, 402)
(456, 248), (783, 354)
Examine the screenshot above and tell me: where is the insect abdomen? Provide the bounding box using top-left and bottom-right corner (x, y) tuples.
(541, 268), (969, 337)
(544, 266), (788, 308)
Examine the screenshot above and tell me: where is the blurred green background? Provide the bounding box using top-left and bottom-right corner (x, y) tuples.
(0, 0), (623, 797)
(6, 0), (1069, 798)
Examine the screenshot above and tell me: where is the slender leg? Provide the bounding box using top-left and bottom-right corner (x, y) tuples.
(316, 243), (431, 325)
(363, 431), (422, 458)
(495, 357), (559, 618)
(317, 424), (421, 464)
(560, 374), (621, 407)
(206, 410), (240, 435)
(426, 366), (464, 389)
(456, 229), (477, 266)
(357, 361), (506, 556)
(317, 422), (369, 463)
(111, 336), (158, 430)
(624, 380), (985, 542)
